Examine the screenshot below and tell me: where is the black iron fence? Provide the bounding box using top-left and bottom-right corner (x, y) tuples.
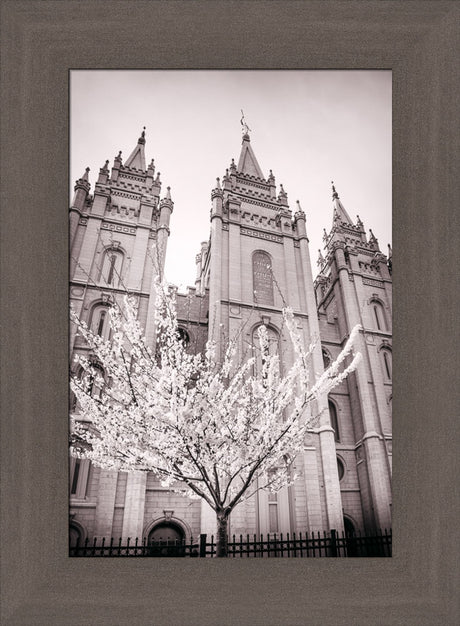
(70, 528), (391, 557)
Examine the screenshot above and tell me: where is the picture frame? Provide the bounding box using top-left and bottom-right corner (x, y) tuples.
(1, 1), (458, 624)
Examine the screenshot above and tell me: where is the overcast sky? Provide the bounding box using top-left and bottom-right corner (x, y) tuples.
(70, 70), (391, 290)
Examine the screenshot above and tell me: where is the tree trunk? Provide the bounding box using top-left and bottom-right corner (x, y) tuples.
(215, 511), (229, 557)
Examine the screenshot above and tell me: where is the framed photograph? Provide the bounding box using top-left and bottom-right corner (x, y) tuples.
(1, 1), (458, 624)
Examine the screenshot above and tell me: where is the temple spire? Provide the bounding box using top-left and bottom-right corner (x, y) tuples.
(237, 115), (264, 178)
(124, 127), (147, 170)
(240, 109), (251, 140)
(331, 180), (353, 224)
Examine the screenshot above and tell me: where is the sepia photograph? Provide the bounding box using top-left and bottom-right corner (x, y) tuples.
(69, 70), (392, 558)
(2, 1), (457, 623)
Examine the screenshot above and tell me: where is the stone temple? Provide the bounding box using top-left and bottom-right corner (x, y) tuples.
(69, 127), (392, 547)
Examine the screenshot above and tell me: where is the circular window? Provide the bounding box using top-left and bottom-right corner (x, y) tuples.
(176, 328), (190, 347)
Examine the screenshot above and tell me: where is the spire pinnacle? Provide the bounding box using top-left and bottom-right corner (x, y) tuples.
(332, 180), (339, 200)
(138, 126), (146, 145)
(317, 249), (326, 267)
(125, 130), (146, 170)
(330, 180), (353, 225)
(240, 109), (251, 140)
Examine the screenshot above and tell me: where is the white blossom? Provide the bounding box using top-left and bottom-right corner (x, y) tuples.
(70, 277), (362, 519)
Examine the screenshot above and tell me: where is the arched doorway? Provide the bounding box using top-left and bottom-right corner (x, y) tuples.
(343, 517), (358, 557)
(69, 520), (86, 556)
(148, 522), (186, 557)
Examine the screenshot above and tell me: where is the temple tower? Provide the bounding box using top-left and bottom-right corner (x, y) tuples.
(198, 129), (346, 536)
(314, 184), (392, 532)
(69, 129), (174, 541)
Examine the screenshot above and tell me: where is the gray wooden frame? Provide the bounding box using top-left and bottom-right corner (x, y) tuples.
(1, 1), (458, 624)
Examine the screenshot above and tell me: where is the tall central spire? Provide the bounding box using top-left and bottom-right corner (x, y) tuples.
(331, 180), (353, 224)
(237, 113), (264, 178)
(240, 109), (251, 139)
(124, 127), (147, 170)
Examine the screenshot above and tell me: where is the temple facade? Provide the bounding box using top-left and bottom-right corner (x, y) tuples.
(69, 128), (392, 547)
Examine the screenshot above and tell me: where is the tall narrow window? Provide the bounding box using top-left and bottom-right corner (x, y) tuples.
(328, 399), (340, 442)
(101, 248), (124, 287)
(252, 251), (274, 305)
(107, 254), (117, 285)
(90, 304), (111, 341)
(337, 457), (345, 481)
(268, 502), (279, 533)
(71, 459), (81, 494)
(88, 363), (104, 398)
(382, 350), (392, 379)
(252, 325), (280, 376)
(267, 470), (279, 533)
(374, 305), (382, 330)
(371, 300), (386, 331)
(97, 310), (106, 336)
(69, 457), (90, 499)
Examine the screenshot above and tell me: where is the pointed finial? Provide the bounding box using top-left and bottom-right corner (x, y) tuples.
(156, 171), (161, 182)
(216, 177), (221, 189)
(317, 249), (325, 266)
(240, 109), (251, 139)
(388, 243), (392, 256)
(296, 200), (302, 210)
(166, 186), (171, 200)
(332, 180), (339, 199)
(138, 126), (146, 145)
(84, 167), (90, 178)
(323, 228), (328, 240)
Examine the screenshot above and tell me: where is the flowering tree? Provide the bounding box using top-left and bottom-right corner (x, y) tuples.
(70, 281), (361, 557)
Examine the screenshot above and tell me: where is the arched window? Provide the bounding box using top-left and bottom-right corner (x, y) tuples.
(87, 361), (105, 398)
(252, 250), (274, 305)
(252, 325), (280, 376)
(69, 457), (90, 499)
(322, 348), (331, 369)
(371, 300), (386, 331)
(380, 348), (392, 380)
(90, 303), (111, 341)
(328, 399), (340, 442)
(101, 248), (124, 287)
